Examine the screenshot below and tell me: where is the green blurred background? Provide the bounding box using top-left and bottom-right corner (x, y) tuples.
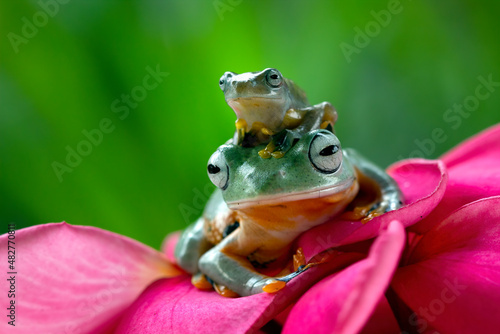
(1, 0), (499, 249)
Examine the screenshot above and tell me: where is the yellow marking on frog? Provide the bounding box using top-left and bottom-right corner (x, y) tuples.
(263, 280), (286, 293)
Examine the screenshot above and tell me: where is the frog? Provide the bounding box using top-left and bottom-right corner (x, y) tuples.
(219, 68), (338, 159)
(174, 129), (403, 297)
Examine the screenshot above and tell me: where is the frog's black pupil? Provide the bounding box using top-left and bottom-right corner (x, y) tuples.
(319, 145), (338, 156)
(270, 74), (278, 79)
(207, 164), (220, 174)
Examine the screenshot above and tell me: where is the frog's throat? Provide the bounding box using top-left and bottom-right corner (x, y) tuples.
(227, 97), (286, 131)
(226, 179), (355, 210)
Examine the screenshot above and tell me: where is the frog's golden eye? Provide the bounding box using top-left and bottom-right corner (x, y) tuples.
(207, 151), (229, 190)
(309, 132), (342, 174)
(266, 69), (282, 88)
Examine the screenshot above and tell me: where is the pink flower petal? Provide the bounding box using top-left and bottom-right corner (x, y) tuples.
(411, 123), (500, 233)
(283, 220), (405, 334)
(161, 231), (181, 264)
(298, 160), (447, 261)
(359, 297), (400, 334)
(0, 222), (181, 334)
(116, 252), (364, 334)
(391, 196), (500, 334)
(440, 123), (500, 168)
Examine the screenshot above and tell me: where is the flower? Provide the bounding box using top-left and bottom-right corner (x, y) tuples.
(0, 223), (182, 333)
(284, 124), (500, 333)
(1, 124), (499, 334)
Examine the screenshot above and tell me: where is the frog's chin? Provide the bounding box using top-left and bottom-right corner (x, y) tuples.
(227, 97), (286, 131)
(226, 179), (355, 210)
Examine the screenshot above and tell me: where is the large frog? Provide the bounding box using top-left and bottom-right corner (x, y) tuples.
(175, 129), (403, 297)
(219, 68), (337, 158)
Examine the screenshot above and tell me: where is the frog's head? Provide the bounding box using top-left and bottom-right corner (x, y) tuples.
(219, 68), (308, 131)
(206, 130), (357, 213)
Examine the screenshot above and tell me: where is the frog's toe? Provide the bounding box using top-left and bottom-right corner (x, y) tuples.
(320, 120), (334, 132)
(276, 262), (315, 284)
(273, 139), (292, 157)
(271, 150), (285, 159)
(271, 129), (301, 158)
(214, 283), (239, 298)
(258, 148), (272, 159)
(258, 141), (276, 159)
(262, 279), (287, 293)
(293, 247), (306, 272)
(361, 201), (392, 223)
(191, 273), (214, 291)
(369, 196), (402, 215)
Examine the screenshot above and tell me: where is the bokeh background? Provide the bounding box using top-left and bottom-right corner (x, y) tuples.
(1, 0), (499, 249)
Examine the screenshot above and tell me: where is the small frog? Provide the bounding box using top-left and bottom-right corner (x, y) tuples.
(175, 129), (403, 297)
(219, 68), (337, 158)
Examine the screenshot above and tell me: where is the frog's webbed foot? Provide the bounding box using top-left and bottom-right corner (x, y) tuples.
(342, 202), (386, 224)
(263, 253), (322, 293)
(358, 194), (403, 223)
(258, 129), (301, 159)
(198, 235), (291, 296)
(198, 235), (275, 296)
(199, 240), (321, 296)
(192, 272), (240, 297)
(233, 119), (248, 145)
(191, 272), (213, 290)
(290, 102), (338, 134)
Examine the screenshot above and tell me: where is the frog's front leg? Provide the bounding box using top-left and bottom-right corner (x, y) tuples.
(344, 148), (403, 219)
(174, 217), (212, 274)
(198, 231), (293, 296)
(292, 101), (338, 134)
(260, 102), (338, 159)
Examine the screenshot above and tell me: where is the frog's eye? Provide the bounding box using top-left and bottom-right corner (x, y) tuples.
(219, 75), (226, 91)
(219, 72), (234, 91)
(207, 151), (229, 190)
(309, 132), (342, 174)
(266, 69), (282, 88)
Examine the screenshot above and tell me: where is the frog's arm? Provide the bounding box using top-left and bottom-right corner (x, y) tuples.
(290, 102), (338, 134)
(344, 148), (403, 213)
(263, 102), (337, 158)
(199, 232), (302, 296)
(174, 217), (212, 274)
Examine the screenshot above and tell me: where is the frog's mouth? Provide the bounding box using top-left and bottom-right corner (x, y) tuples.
(227, 97), (286, 131)
(226, 179), (355, 210)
